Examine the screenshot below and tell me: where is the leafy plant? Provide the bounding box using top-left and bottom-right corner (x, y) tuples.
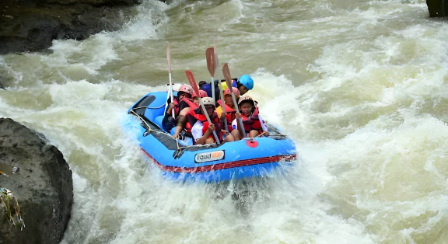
(0, 187), (25, 230)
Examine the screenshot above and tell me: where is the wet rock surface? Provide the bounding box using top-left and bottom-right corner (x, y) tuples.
(0, 118), (73, 244)
(0, 0), (144, 54)
(426, 0), (448, 17)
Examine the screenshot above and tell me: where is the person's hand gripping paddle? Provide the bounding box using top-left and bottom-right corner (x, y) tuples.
(185, 70), (220, 144)
(222, 63), (246, 138)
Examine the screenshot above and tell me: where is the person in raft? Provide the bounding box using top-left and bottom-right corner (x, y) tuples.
(221, 74), (254, 96)
(190, 97), (234, 145)
(162, 84), (197, 137)
(231, 95), (269, 140)
(236, 74), (254, 96)
(192, 89), (208, 106)
(216, 87), (240, 132)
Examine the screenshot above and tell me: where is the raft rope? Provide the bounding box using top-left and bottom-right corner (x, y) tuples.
(129, 110), (165, 136)
(132, 104), (286, 138)
(173, 138), (186, 159)
(130, 107), (287, 159)
(130, 108), (207, 158)
(133, 104), (166, 110)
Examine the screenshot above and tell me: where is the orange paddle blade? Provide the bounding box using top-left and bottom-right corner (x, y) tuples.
(206, 47), (215, 77)
(222, 63), (233, 89)
(185, 70), (200, 96)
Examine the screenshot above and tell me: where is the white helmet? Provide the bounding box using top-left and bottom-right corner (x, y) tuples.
(238, 95), (255, 106)
(202, 97), (215, 107)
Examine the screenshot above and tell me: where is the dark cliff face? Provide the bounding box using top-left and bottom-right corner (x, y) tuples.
(0, 0), (148, 54)
(0, 118), (73, 244)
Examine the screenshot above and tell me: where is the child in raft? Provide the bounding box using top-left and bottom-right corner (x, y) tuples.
(216, 87), (240, 132)
(190, 97), (235, 145)
(231, 95), (269, 141)
(163, 84), (195, 135)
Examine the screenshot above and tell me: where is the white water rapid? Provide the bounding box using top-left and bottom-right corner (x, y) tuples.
(1, 0), (447, 243)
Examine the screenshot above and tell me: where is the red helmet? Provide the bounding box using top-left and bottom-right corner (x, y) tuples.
(193, 89), (208, 98)
(238, 95), (255, 106)
(224, 87), (240, 97)
(178, 84), (193, 96)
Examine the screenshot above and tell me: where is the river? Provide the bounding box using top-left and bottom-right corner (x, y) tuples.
(1, 0), (447, 243)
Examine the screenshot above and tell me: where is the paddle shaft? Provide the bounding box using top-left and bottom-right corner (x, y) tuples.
(185, 70), (220, 144)
(166, 46), (175, 118)
(205, 48), (216, 105)
(197, 98), (220, 143)
(213, 44), (228, 129)
(206, 47), (228, 129)
(222, 63), (246, 138)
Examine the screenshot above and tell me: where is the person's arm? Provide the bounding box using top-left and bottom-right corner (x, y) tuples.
(173, 107), (191, 138)
(165, 102), (175, 116)
(195, 124), (215, 145)
(219, 109), (227, 130)
(235, 113), (245, 138)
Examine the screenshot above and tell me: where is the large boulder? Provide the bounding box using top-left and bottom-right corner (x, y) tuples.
(0, 0), (147, 54)
(426, 0), (448, 17)
(0, 118), (73, 244)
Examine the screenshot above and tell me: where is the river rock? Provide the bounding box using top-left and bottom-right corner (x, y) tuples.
(0, 118), (73, 244)
(426, 0), (448, 17)
(0, 0), (147, 54)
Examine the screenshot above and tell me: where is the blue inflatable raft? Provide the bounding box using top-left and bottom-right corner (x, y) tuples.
(125, 91), (297, 183)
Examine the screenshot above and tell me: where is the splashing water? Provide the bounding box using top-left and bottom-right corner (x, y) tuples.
(1, 0), (448, 243)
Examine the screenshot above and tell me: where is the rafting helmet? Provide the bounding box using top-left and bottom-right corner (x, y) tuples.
(178, 84), (193, 97)
(238, 95), (255, 107)
(224, 87), (240, 97)
(202, 97), (215, 107)
(192, 90), (208, 97)
(238, 75), (254, 90)
(194, 90), (207, 98)
(201, 90), (208, 98)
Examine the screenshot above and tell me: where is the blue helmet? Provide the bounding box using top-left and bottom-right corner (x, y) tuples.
(239, 74), (254, 90)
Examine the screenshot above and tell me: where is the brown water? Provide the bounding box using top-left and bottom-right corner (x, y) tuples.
(1, 0), (447, 243)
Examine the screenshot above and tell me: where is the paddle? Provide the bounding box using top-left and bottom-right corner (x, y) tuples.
(206, 48), (217, 103)
(165, 45), (175, 118)
(222, 63), (247, 138)
(185, 70), (221, 144)
(206, 47), (228, 129)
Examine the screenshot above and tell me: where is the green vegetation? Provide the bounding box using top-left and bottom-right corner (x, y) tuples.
(0, 187), (25, 230)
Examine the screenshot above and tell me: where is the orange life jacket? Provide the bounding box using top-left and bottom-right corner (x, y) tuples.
(217, 100), (236, 131)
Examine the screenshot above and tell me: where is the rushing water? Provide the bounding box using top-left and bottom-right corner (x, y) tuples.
(1, 0), (448, 243)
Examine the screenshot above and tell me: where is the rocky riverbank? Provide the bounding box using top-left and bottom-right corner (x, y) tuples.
(0, 118), (73, 244)
(0, 0), (153, 54)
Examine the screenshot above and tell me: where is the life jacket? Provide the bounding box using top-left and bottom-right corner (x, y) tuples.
(187, 107), (222, 144)
(240, 107), (263, 134)
(217, 100), (236, 131)
(173, 97), (197, 118)
(171, 97), (197, 136)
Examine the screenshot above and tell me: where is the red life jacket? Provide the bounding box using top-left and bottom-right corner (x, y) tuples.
(172, 98), (198, 134)
(173, 97), (197, 118)
(240, 107), (263, 134)
(187, 107), (222, 144)
(217, 100), (236, 131)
